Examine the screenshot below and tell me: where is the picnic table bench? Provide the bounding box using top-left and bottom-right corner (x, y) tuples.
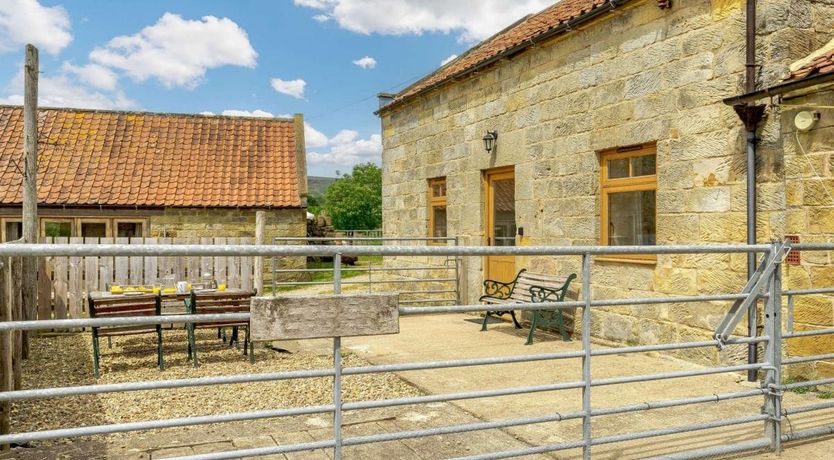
(479, 269), (577, 344)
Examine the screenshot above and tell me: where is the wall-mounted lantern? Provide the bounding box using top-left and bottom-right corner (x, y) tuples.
(482, 130), (498, 154)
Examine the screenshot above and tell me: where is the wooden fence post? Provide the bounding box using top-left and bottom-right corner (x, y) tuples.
(255, 211), (265, 295)
(11, 258), (22, 391)
(1, 258), (12, 449)
(22, 44), (39, 358)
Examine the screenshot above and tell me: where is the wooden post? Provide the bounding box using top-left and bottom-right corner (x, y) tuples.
(1, 258), (12, 449)
(21, 44), (39, 358)
(254, 211), (265, 295)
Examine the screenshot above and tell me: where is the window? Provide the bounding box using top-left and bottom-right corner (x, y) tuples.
(600, 144), (657, 263)
(43, 220), (73, 238)
(2, 219), (22, 242)
(80, 220), (109, 238)
(428, 177), (447, 242)
(116, 221), (144, 238)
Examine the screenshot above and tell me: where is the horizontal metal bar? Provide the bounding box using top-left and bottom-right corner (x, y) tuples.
(399, 293), (752, 316)
(0, 405), (334, 444)
(453, 414), (769, 460)
(778, 376), (834, 390)
(782, 400), (834, 416)
(590, 388), (766, 417)
(272, 277), (456, 286)
(272, 237), (456, 241)
(397, 289), (457, 295)
(790, 243), (834, 251)
(781, 422), (834, 442)
(783, 328), (834, 339)
(0, 243), (772, 258)
(272, 266), (454, 273)
(398, 298), (458, 305)
(590, 336), (767, 357)
(784, 287), (834, 296)
(783, 352), (834, 365)
(344, 350), (586, 376)
(0, 368), (334, 402)
(590, 363), (768, 387)
(0, 313), (250, 332)
(642, 438), (771, 460)
(342, 381), (586, 411)
(170, 439), (338, 460)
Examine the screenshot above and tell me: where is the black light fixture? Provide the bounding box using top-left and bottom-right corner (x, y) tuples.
(482, 130), (498, 154)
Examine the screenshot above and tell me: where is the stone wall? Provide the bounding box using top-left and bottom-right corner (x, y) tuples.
(149, 207), (307, 283)
(380, 0), (834, 365)
(781, 87), (834, 379)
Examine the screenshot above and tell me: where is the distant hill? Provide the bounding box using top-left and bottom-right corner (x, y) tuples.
(308, 176), (337, 196)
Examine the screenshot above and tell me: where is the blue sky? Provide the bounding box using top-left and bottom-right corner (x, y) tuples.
(0, 0), (554, 177)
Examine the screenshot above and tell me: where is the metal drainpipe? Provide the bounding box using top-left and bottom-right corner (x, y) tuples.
(744, 0), (762, 383)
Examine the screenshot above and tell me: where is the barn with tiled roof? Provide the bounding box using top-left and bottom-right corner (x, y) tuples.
(0, 106), (307, 241)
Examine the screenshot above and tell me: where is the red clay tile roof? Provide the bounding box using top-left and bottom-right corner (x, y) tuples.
(785, 42), (834, 82)
(0, 106), (303, 208)
(384, 0), (616, 109)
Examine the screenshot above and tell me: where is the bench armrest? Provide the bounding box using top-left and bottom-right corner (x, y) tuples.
(481, 279), (514, 299)
(529, 273), (578, 303)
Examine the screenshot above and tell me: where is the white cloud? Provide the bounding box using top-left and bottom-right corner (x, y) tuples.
(313, 14), (330, 23)
(89, 13), (257, 89)
(0, 69), (135, 110)
(0, 0), (72, 55)
(307, 128), (382, 166)
(304, 123), (329, 148)
(220, 109), (275, 118)
(441, 54), (458, 66)
(61, 62), (118, 90)
(270, 77), (306, 99)
(352, 56), (376, 69)
(293, 0), (553, 42)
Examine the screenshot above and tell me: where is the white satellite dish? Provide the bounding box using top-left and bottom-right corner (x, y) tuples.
(794, 110), (820, 132)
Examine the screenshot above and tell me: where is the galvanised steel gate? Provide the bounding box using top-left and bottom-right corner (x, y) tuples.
(0, 241), (833, 459)
(271, 236), (460, 305)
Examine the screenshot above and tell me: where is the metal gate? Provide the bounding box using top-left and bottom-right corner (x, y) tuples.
(1, 241), (833, 459)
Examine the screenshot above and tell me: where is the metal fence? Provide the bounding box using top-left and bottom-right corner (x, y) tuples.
(0, 241), (833, 459)
(271, 236), (460, 305)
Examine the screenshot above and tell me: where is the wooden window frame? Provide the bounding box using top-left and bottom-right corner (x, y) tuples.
(41, 218), (75, 238)
(1, 218), (22, 242)
(599, 144), (657, 264)
(77, 218), (111, 239)
(427, 177), (448, 245)
(113, 219), (147, 238)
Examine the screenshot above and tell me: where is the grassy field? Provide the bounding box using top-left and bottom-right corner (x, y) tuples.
(271, 254), (383, 293)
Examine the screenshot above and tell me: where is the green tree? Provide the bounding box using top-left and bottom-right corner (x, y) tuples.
(324, 163), (382, 230)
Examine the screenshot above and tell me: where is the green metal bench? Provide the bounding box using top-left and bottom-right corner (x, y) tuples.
(185, 290), (255, 367)
(480, 269), (576, 344)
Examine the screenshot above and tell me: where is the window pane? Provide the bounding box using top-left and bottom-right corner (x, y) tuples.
(607, 158), (629, 179)
(44, 221), (72, 237)
(607, 190), (655, 246)
(631, 154), (656, 176)
(492, 178), (516, 246)
(4, 222), (22, 242)
(431, 180), (446, 198)
(81, 222), (107, 238)
(432, 206), (447, 238)
(117, 222), (143, 238)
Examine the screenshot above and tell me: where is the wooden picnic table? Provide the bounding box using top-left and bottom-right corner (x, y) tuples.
(89, 288), (253, 315)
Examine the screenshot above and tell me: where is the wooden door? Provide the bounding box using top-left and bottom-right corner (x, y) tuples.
(484, 167), (516, 282)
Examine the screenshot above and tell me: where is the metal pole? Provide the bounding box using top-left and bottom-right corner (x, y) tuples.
(254, 211), (265, 296)
(332, 253), (342, 460)
(581, 253), (592, 460)
(746, 129), (758, 382)
(763, 242), (783, 452)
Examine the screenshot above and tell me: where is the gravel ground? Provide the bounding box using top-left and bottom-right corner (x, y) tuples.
(12, 328), (421, 447)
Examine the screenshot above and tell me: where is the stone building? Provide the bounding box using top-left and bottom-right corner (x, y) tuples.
(0, 106), (307, 243)
(377, 0), (834, 371)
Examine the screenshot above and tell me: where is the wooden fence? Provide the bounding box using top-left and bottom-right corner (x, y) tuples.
(39, 237), (257, 320)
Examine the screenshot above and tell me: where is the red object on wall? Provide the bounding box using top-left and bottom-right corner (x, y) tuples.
(785, 235), (801, 265)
